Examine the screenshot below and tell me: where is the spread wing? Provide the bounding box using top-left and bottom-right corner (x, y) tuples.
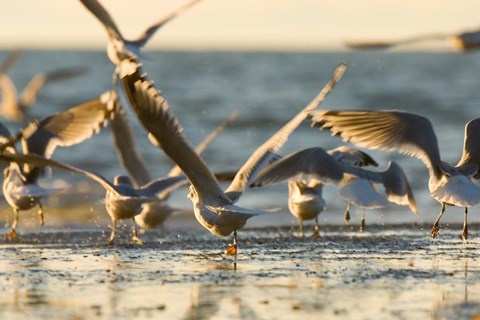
(167, 110), (238, 178)
(128, 0), (203, 48)
(109, 91), (152, 187)
(21, 93), (112, 181)
(456, 117), (480, 177)
(118, 59), (229, 204)
(250, 147), (345, 187)
(224, 62), (347, 202)
(0, 152), (118, 195)
(79, 0), (124, 42)
(139, 176), (189, 197)
(310, 109), (443, 177)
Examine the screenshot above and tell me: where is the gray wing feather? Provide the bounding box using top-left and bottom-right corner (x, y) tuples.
(0, 152), (118, 194)
(139, 176), (188, 197)
(167, 110), (237, 178)
(128, 0), (203, 48)
(311, 110), (442, 176)
(456, 118), (480, 176)
(251, 147), (345, 187)
(118, 59), (229, 204)
(110, 96), (152, 186)
(79, 0), (124, 41)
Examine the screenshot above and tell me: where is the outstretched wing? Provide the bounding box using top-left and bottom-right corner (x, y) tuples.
(128, 0), (203, 48)
(118, 59), (229, 204)
(21, 93), (112, 181)
(139, 176), (189, 197)
(110, 92), (152, 187)
(224, 63), (347, 202)
(79, 0), (124, 42)
(167, 110), (238, 178)
(0, 152), (118, 194)
(251, 147), (345, 188)
(311, 109), (442, 176)
(456, 117), (480, 177)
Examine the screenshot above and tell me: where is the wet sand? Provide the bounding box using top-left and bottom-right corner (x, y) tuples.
(1, 215), (480, 320)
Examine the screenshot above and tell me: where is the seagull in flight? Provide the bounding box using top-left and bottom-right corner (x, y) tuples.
(79, 0), (203, 63)
(108, 91), (239, 230)
(116, 58), (346, 254)
(345, 28), (480, 51)
(310, 109), (480, 240)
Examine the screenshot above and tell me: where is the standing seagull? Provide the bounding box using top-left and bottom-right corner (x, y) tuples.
(310, 110), (480, 240)
(117, 58), (346, 254)
(0, 93), (112, 239)
(79, 0), (203, 63)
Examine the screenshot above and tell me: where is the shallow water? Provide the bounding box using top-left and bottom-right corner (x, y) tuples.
(1, 223), (479, 320)
(1, 50), (480, 225)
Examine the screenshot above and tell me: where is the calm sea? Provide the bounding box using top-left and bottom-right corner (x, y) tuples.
(1, 50), (480, 226)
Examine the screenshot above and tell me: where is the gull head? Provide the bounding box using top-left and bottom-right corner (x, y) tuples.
(113, 175), (133, 186)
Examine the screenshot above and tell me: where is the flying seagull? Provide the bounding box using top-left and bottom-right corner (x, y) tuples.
(310, 109), (480, 240)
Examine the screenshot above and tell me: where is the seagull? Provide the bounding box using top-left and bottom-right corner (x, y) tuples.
(116, 57), (346, 254)
(0, 92), (112, 239)
(108, 91), (239, 230)
(281, 146), (379, 237)
(0, 151), (188, 245)
(0, 48), (88, 121)
(310, 109), (480, 240)
(250, 147), (417, 233)
(79, 0), (203, 64)
(345, 28), (480, 51)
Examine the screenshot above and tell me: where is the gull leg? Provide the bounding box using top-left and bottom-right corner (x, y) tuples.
(225, 230), (238, 255)
(462, 207), (468, 241)
(131, 218), (142, 245)
(344, 203), (351, 225)
(360, 208), (366, 232)
(38, 203), (44, 226)
(431, 202), (445, 239)
(108, 219), (117, 245)
(299, 220), (305, 238)
(7, 209), (19, 240)
(313, 216), (320, 238)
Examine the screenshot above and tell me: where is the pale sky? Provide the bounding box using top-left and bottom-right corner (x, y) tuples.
(1, 0), (480, 50)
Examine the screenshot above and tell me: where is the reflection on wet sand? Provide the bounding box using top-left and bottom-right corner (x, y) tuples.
(1, 225), (480, 319)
